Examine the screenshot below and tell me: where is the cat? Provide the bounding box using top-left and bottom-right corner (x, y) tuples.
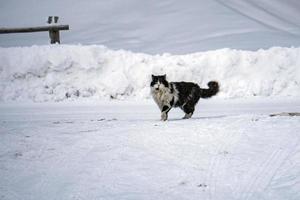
(150, 74), (219, 121)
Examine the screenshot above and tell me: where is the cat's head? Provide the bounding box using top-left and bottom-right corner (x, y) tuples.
(150, 74), (169, 91)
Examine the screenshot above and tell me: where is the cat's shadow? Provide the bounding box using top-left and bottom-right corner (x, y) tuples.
(168, 115), (227, 121)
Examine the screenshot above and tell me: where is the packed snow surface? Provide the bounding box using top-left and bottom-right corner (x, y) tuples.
(0, 45), (300, 102)
(0, 98), (300, 200)
(1, 0), (300, 53)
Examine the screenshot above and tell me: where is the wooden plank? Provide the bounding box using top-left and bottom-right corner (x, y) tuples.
(0, 25), (69, 34)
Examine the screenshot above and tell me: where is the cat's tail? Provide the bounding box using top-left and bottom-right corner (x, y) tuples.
(199, 81), (219, 98)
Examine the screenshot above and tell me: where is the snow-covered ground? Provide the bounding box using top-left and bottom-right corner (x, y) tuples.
(1, 0), (300, 53)
(0, 98), (300, 200)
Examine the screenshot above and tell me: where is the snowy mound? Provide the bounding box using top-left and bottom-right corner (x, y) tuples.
(0, 45), (300, 102)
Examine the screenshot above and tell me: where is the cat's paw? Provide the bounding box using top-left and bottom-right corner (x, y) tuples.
(161, 113), (168, 121)
(182, 113), (192, 119)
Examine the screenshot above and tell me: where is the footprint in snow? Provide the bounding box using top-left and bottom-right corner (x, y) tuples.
(197, 183), (208, 188)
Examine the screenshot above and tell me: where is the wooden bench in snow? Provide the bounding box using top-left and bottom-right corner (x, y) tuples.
(269, 112), (300, 117)
(0, 16), (69, 44)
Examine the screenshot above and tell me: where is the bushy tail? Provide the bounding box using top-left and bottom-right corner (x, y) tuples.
(199, 81), (219, 98)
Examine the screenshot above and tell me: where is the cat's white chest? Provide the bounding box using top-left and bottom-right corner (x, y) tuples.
(151, 89), (172, 109)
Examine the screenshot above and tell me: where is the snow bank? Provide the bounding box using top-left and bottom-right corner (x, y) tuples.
(0, 45), (300, 102)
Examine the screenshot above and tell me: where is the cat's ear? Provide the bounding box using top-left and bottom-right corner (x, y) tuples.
(151, 74), (155, 79)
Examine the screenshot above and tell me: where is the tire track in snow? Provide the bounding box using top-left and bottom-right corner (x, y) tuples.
(203, 115), (300, 200)
(34, 120), (111, 199)
(206, 116), (244, 200)
(213, 119), (250, 200)
(239, 147), (281, 200)
(206, 125), (226, 200)
(233, 117), (300, 200)
(241, 138), (299, 200)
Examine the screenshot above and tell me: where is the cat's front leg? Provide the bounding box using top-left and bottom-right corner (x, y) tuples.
(161, 105), (171, 121)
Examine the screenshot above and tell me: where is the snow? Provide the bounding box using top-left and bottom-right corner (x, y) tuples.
(1, 45), (300, 102)
(1, 98), (300, 200)
(1, 1), (300, 199)
(1, 0), (300, 54)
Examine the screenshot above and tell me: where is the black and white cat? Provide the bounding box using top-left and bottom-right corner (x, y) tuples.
(150, 74), (219, 121)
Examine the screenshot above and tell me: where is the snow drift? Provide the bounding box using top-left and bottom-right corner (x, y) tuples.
(0, 45), (300, 102)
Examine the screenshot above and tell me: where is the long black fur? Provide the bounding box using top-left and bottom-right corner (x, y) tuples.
(173, 81), (219, 114)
